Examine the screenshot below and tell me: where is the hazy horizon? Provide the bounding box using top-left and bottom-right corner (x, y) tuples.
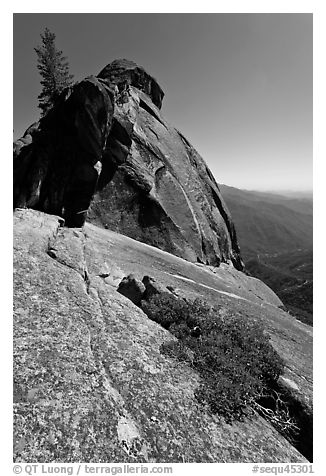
(13, 13), (312, 192)
(219, 183), (313, 195)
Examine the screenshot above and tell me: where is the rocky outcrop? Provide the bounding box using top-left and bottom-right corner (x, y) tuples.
(14, 76), (114, 227)
(98, 59), (164, 110)
(142, 276), (173, 301)
(13, 209), (311, 463)
(13, 59), (243, 269)
(117, 274), (146, 305)
(117, 274), (175, 305)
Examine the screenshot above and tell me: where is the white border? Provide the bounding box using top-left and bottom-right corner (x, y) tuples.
(3, 2), (324, 473)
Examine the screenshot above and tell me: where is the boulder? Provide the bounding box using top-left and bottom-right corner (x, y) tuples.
(14, 59), (243, 269)
(142, 275), (173, 301)
(117, 274), (146, 305)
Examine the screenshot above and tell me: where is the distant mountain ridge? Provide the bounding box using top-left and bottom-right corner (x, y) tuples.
(219, 185), (312, 258)
(221, 186), (312, 213)
(219, 184), (313, 325)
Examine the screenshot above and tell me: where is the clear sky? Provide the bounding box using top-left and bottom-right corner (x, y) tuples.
(13, 13), (312, 192)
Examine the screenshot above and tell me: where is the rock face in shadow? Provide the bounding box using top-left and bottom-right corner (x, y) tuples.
(13, 77), (114, 227)
(13, 59), (243, 269)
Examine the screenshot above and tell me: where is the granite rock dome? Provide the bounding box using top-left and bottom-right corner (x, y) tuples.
(13, 59), (243, 270)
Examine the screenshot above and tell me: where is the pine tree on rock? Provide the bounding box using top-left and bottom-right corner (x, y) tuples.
(34, 28), (74, 115)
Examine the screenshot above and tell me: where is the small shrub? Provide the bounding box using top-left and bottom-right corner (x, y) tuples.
(141, 293), (188, 329)
(141, 294), (210, 330)
(142, 293), (284, 422)
(169, 322), (191, 339)
(160, 340), (194, 364)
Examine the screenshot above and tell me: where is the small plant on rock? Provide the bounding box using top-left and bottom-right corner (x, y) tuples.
(142, 293), (284, 422)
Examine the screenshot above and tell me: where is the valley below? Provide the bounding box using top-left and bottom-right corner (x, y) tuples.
(246, 249), (312, 326)
(219, 185), (313, 326)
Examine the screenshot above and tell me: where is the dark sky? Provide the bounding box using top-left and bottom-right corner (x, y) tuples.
(13, 13), (312, 191)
